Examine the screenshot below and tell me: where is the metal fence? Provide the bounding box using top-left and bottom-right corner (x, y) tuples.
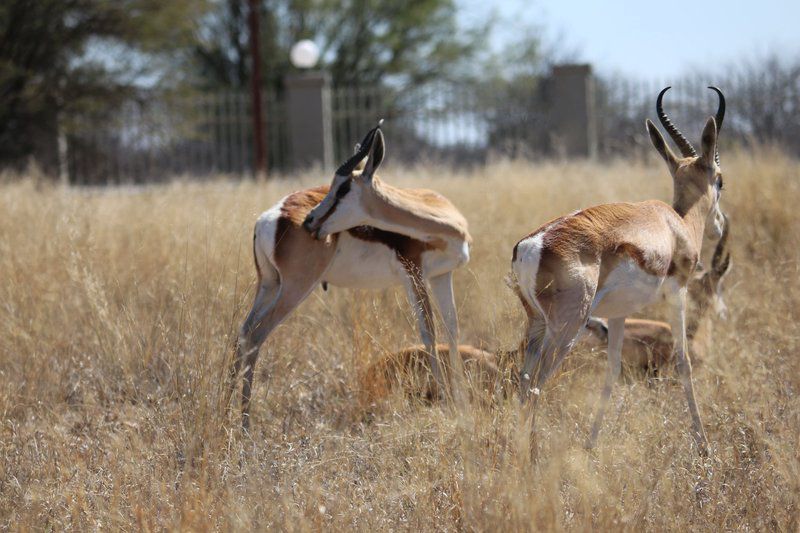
(330, 82), (548, 165)
(597, 72), (800, 156)
(68, 91), (288, 184)
(64, 66), (800, 183)
(66, 79), (554, 183)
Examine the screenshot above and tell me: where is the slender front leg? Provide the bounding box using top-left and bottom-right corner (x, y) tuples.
(667, 286), (709, 455)
(587, 316), (625, 449)
(429, 271), (466, 404)
(403, 273), (443, 397)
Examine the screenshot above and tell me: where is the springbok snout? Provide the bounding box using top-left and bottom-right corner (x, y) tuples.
(302, 214), (315, 232)
(302, 214), (323, 239)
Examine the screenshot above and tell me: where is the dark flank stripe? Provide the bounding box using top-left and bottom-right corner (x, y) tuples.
(347, 226), (445, 272)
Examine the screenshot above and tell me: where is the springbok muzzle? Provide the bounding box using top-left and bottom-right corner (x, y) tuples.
(302, 214), (323, 240)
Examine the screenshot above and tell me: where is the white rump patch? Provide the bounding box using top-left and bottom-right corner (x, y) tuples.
(254, 194), (289, 263)
(511, 231), (546, 310)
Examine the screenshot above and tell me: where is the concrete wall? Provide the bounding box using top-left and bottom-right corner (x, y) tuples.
(285, 71), (334, 170)
(550, 64), (597, 159)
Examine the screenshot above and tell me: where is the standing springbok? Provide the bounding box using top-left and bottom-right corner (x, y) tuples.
(510, 87), (726, 454)
(233, 123), (471, 429)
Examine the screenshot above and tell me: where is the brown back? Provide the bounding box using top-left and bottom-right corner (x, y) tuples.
(359, 344), (499, 407)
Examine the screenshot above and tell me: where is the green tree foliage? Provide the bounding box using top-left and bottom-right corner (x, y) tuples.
(0, 0), (204, 172)
(190, 0), (488, 91)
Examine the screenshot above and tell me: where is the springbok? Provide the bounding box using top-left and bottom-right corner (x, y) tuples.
(359, 343), (500, 407)
(233, 123), (471, 429)
(510, 87), (726, 454)
(583, 214), (731, 374)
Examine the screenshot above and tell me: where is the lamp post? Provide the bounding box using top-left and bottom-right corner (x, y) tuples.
(290, 40), (320, 70)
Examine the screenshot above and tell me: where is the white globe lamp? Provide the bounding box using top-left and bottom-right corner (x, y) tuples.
(290, 40), (320, 69)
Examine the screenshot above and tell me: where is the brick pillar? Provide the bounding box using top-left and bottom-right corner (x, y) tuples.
(550, 64), (597, 158)
(284, 71), (333, 171)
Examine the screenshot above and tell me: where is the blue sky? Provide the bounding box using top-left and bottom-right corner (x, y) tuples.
(459, 0), (800, 78)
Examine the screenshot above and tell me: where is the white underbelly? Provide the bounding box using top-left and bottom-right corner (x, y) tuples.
(591, 258), (665, 318)
(323, 234), (467, 289)
(323, 234), (406, 289)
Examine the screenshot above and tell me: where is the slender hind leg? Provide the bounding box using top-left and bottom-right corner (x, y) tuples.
(586, 316), (625, 449)
(519, 315), (588, 401)
(667, 286), (709, 455)
(519, 281), (595, 401)
(231, 267), (281, 404)
(237, 278), (320, 430)
(235, 223), (335, 431)
(429, 272), (466, 403)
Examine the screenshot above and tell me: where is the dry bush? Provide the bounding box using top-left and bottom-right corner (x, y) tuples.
(1, 150), (799, 530)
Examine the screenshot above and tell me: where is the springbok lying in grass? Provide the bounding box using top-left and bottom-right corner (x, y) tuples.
(358, 344), (500, 407)
(583, 212), (731, 374)
(233, 123), (471, 429)
(510, 87), (726, 454)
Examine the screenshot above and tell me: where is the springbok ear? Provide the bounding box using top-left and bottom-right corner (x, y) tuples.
(363, 129), (385, 178)
(700, 116), (718, 166)
(335, 128), (377, 176)
(352, 144), (368, 172)
(646, 119), (679, 172)
(717, 252), (732, 278)
(353, 157), (368, 173)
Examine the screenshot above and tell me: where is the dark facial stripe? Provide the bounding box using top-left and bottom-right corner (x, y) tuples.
(315, 196), (341, 229)
(335, 179), (351, 198)
(313, 180), (351, 230)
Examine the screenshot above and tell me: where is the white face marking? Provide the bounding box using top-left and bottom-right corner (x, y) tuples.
(304, 174), (370, 238)
(712, 260), (731, 319)
(318, 182), (369, 237)
(706, 184), (724, 240)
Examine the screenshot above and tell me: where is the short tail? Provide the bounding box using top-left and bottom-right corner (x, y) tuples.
(252, 232), (262, 279)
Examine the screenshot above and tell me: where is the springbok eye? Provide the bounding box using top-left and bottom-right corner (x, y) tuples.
(716, 176), (723, 191)
(335, 179), (351, 198)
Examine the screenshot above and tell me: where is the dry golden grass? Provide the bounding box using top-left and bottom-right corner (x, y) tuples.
(1, 149), (799, 530)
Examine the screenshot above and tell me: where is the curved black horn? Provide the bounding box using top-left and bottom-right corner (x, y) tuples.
(335, 119), (384, 176)
(656, 86), (697, 158)
(708, 86), (726, 166)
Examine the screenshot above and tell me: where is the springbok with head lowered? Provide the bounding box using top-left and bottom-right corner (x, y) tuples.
(234, 122), (471, 429)
(510, 87), (726, 454)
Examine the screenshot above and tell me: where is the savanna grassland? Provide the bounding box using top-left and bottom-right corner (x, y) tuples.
(1, 149), (799, 530)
